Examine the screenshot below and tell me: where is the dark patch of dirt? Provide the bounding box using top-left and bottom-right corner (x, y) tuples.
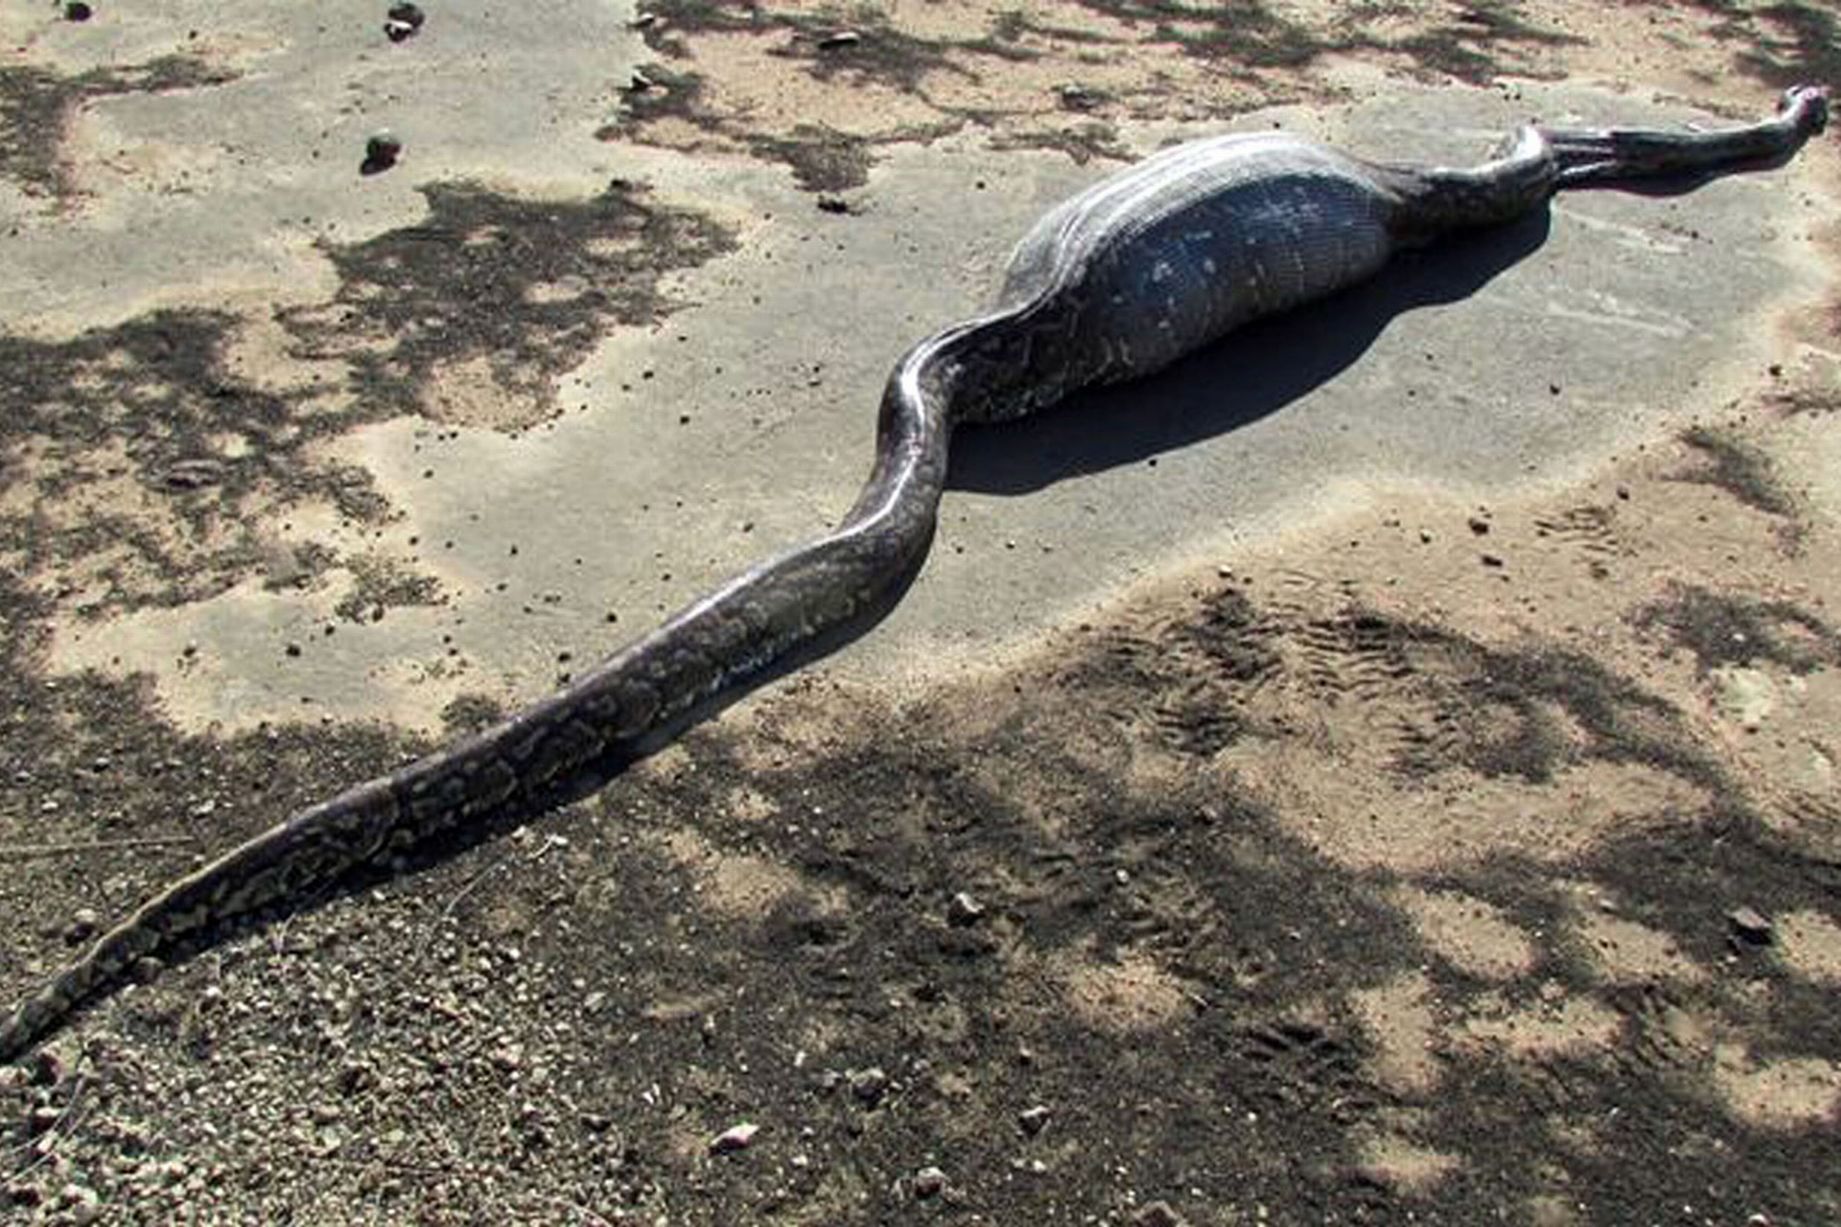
(5, 569), (1837, 1221)
(332, 553), (447, 625)
(597, 60), (714, 138)
(1631, 585), (1841, 675)
(742, 123), (873, 192)
(1677, 0), (1841, 89)
(1678, 422), (1803, 530)
(0, 310), (393, 617)
(1364, 0), (1584, 85)
(278, 180), (737, 429)
(0, 56), (237, 200)
(990, 120), (1135, 166)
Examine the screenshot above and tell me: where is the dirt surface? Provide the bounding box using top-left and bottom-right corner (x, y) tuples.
(3, 2), (1841, 1224)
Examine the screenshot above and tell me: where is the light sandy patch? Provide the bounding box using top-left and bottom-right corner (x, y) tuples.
(421, 354), (551, 432)
(1568, 897), (1709, 986)
(1356, 1130), (1463, 1196)
(1523, 1192), (1588, 1227)
(1774, 909), (1841, 987)
(724, 786), (781, 824)
(220, 312), (354, 405)
(1351, 971), (1442, 1098)
(1226, 747), (1708, 874)
(1392, 885), (1540, 981)
(1520, 0), (1811, 115)
(1456, 988), (1623, 1060)
(1052, 944), (1193, 1033)
(657, 826), (819, 919)
(1712, 1044), (1841, 1130)
(667, 31), (942, 137)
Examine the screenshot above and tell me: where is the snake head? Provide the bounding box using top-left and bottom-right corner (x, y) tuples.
(1780, 84), (1830, 137)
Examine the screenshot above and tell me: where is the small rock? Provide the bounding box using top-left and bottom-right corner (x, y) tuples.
(163, 459), (223, 490)
(1467, 516), (1490, 535)
(1018, 1104), (1051, 1135)
(946, 891), (985, 926)
(816, 195), (851, 214)
(1056, 83), (1106, 110)
(709, 1122), (759, 1154)
(1132, 1202), (1188, 1227)
(63, 909), (99, 945)
(64, 2), (92, 21)
(817, 29), (861, 49)
(361, 131), (402, 175)
(913, 1166), (947, 1198)
(384, 2), (425, 41)
(1727, 906), (1773, 946)
(27, 1048), (65, 1088)
(848, 1066), (889, 1107)
(1480, 553), (1505, 568)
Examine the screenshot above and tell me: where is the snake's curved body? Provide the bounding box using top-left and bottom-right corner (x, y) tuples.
(1, 87), (1826, 1061)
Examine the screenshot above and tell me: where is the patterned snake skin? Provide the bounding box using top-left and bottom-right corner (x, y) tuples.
(0, 86), (1827, 1062)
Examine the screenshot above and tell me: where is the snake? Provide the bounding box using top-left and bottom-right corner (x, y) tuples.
(1, 86), (1827, 1063)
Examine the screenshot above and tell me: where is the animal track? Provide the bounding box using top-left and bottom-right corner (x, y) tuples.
(1533, 504), (1622, 559)
(1235, 1018), (1384, 1123)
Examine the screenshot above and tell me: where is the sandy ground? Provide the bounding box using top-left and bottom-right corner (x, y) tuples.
(2, 1), (1840, 1224)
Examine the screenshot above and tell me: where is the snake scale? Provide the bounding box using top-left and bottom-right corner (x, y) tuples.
(1, 86), (1827, 1062)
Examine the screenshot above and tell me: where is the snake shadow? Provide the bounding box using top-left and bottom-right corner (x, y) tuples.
(946, 207), (1553, 494)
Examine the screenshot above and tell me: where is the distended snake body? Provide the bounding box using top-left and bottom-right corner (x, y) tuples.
(1, 87), (1827, 1061)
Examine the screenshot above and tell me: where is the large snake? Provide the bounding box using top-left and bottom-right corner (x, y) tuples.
(1, 87), (1827, 1062)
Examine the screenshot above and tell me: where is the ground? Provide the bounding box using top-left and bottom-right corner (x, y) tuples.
(2, 1), (1840, 1224)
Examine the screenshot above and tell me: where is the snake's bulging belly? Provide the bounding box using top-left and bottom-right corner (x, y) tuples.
(974, 134), (1403, 418)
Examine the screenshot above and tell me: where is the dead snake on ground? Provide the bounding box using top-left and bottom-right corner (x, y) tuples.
(1, 86), (1828, 1062)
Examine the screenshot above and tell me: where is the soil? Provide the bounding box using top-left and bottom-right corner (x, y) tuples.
(3, 2), (1841, 1224)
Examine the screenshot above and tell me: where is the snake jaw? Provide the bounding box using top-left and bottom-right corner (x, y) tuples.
(1781, 84), (1830, 136)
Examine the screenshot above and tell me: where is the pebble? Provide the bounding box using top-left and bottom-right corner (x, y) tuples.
(163, 458), (223, 489)
(848, 1066), (889, 1107)
(1727, 906), (1773, 946)
(362, 131), (402, 174)
(709, 1122), (759, 1154)
(1132, 1202), (1187, 1227)
(384, 2), (425, 42)
(817, 29), (861, 49)
(946, 891), (985, 926)
(63, 908), (100, 945)
(1018, 1104), (1051, 1135)
(913, 1166), (947, 1198)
